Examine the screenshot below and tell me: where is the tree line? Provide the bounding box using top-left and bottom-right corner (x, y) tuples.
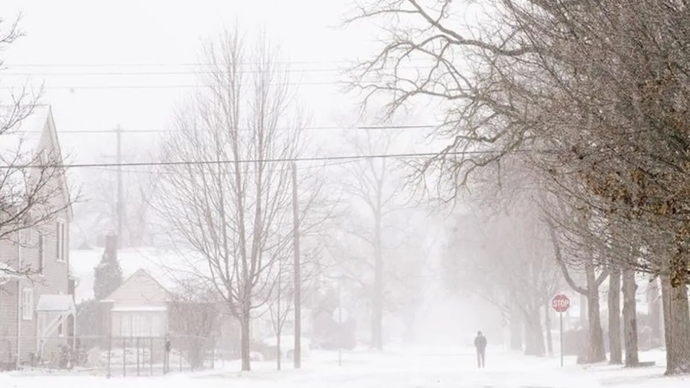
(347, 0), (690, 375)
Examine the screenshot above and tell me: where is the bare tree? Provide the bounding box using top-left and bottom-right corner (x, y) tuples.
(330, 124), (413, 350)
(168, 278), (220, 370)
(346, 0), (690, 373)
(151, 29), (320, 371)
(266, 259), (292, 371)
(263, 242), (324, 370)
(441, 155), (564, 356)
(446, 201), (561, 357)
(548, 220), (608, 363)
(0, 17), (76, 279)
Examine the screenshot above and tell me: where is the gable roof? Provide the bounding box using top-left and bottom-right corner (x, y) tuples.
(104, 268), (172, 304)
(70, 247), (191, 303)
(0, 105), (47, 155)
(0, 104), (73, 221)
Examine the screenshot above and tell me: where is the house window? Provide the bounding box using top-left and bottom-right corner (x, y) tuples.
(118, 313), (162, 337)
(119, 315), (127, 337)
(22, 288), (33, 321)
(38, 234), (45, 274)
(56, 221), (66, 262)
(151, 315), (163, 337)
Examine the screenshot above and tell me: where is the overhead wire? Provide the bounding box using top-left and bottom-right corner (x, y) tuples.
(45, 124), (440, 134)
(1, 148), (551, 170)
(5, 58), (431, 67)
(0, 66), (432, 77)
(93, 158), (359, 175)
(0, 81), (342, 90)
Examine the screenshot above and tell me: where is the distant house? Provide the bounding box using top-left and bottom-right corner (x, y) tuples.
(100, 269), (170, 338)
(0, 106), (76, 368)
(71, 247), (240, 358)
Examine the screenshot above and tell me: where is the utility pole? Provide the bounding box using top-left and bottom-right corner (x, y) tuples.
(115, 126), (124, 248)
(292, 162), (301, 369)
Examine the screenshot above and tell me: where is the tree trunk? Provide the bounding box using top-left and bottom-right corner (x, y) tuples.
(580, 293), (588, 329)
(622, 268), (639, 367)
(276, 274), (282, 371)
(661, 273), (690, 375)
(544, 303), (553, 356)
(585, 265), (606, 363)
(276, 332), (281, 371)
(510, 306), (523, 351)
(551, 227), (606, 364)
(524, 316), (536, 356)
(648, 277), (662, 348)
(372, 207), (383, 350)
(608, 269), (622, 364)
(240, 306), (251, 371)
(523, 308), (546, 357)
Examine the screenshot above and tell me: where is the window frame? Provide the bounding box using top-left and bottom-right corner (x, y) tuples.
(22, 288), (33, 321)
(38, 233), (45, 275)
(56, 221), (66, 263)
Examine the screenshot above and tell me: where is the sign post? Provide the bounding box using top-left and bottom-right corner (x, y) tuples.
(332, 306), (348, 367)
(551, 294), (571, 367)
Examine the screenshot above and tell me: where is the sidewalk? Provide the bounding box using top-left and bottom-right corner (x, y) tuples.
(1, 347), (688, 388)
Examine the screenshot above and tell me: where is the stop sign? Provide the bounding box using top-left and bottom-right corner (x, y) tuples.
(551, 294), (571, 313)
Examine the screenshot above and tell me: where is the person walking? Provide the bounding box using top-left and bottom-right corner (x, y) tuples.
(164, 336), (171, 374)
(474, 331), (487, 368)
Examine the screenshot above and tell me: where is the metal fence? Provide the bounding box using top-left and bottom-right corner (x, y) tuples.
(0, 335), (218, 377)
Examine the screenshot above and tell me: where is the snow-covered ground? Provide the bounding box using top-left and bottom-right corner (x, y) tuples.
(0, 347), (688, 388)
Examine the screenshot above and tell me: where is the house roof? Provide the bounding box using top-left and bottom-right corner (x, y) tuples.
(69, 247), (197, 303)
(36, 294), (76, 313)
(0, 104), (73, 220)
(105, 268), (172, 300)
(0, 105), (49, 159)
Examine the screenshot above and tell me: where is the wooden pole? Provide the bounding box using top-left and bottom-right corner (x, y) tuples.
(115, 126), (124, 248)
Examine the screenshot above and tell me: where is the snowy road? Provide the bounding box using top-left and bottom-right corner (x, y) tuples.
(0, 347), (678, 388)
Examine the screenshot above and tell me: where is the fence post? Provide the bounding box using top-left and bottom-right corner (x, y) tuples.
(136, 337), (140, 377)
(164, 337), (169, 375)
(107, 337), (112, 379)
(122, 337), (126, 377)
(150, 337), (153, 376)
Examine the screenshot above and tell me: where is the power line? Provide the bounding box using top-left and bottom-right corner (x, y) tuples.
(6, 61), (357, 68)
(48, 124), (439, 135)
(94, 158), (359, 175)
(0, 81), (341, 90)
(5, 59), (430, 68)
(0, 65), (431, 77)
(1, 70), (342, 76)
(1, 149), (533, 170)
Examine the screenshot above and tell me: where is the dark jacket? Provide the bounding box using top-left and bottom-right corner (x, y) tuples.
(474, 335), (487, 350)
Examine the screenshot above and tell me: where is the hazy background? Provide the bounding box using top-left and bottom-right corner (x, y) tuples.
(0, 0), (500, 348)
